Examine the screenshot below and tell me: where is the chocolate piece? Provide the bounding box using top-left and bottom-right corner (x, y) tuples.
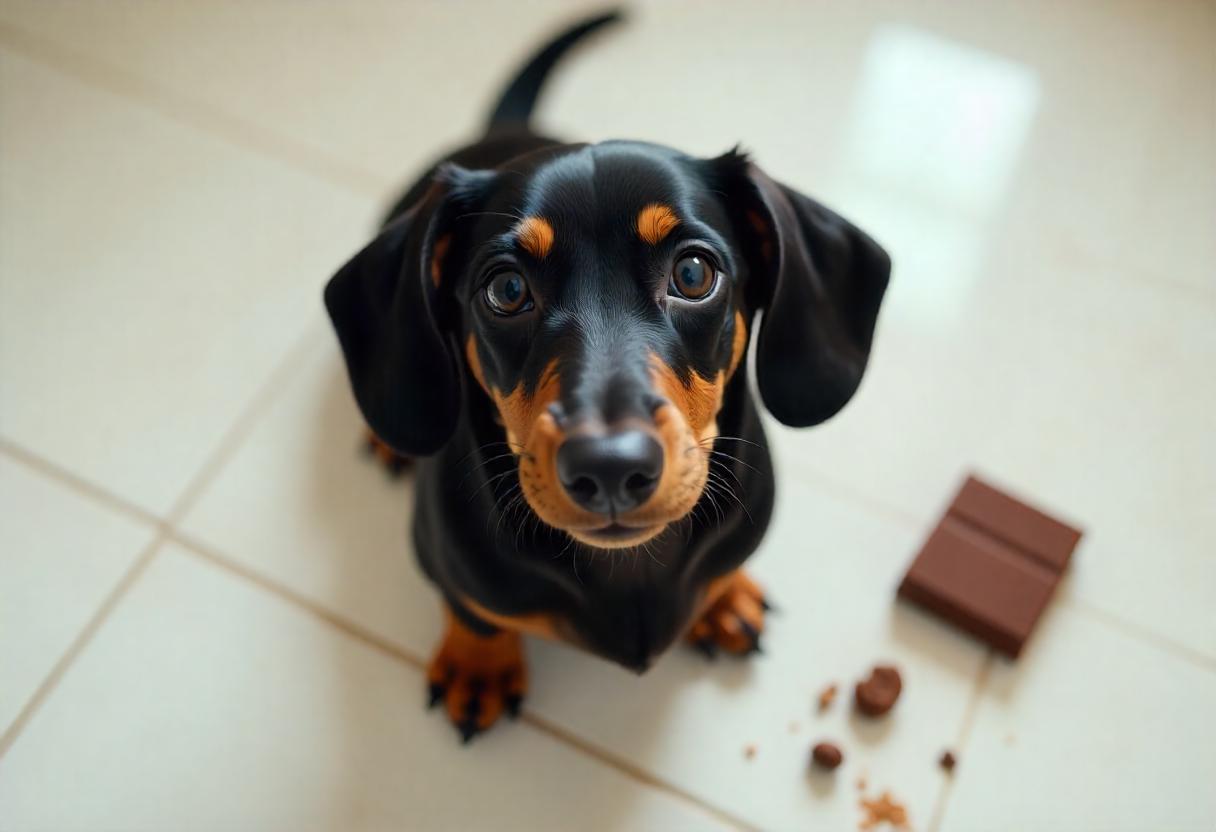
(939, 750), (957, 772)
(811, 741), (844, 770)
(743, 743), (757, 760)
(898, 475), (1082, 658)
(854, 665), (902, 716)
(817, 682), (838, 712)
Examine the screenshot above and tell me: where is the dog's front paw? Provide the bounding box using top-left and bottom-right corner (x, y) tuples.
(427, 611), (528, 743)
(363, 429), (411, 477)
(686, 570), (768, 658)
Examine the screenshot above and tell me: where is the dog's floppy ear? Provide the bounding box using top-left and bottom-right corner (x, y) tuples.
(714, 152), (891, 427)
(324, 168), (488, 455)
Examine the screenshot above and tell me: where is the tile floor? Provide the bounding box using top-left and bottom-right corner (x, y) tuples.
(0, 1), (1213, 830)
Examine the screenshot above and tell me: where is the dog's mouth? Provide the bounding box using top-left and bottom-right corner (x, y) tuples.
(570, 521), (669, 548)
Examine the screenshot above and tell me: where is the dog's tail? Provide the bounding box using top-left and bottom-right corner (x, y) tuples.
(486, 9), (623, 131)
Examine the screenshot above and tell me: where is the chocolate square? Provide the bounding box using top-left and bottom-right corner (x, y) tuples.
(898, 475), (1082, 658)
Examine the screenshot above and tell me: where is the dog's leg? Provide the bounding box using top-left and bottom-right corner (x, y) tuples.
(686, 570), (768, 658)
(427, 606), (527, 743)
(363, 428), (411, 477)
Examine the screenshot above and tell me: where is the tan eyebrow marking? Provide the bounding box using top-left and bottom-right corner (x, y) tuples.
(637, 203), (680, 245)
(430, 233), (452, 287)
(515, 216), (554, 259)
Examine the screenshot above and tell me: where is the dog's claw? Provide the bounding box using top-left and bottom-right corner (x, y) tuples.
(458, 719), (480, 744)
(428, 683), (446, 709)
(504, 693), (523, 719)
(738, 618), (760, 649)
(693, 637), (719, 660)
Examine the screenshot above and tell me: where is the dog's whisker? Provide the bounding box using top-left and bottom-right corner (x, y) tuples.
(703, 435), (764, 450)
(706, 470), (755, 525)
(707, 453), (748, 491)
(494, 493), (524, 543)
(553, 534), (577, 560)
(454, 440), (512, 467)
(465, 468), (518, 502)
(702, 482), (725, 526)
(706, 447), (762, 476)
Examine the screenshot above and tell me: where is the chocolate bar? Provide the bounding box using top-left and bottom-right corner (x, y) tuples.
(898, 475), (1082, 658)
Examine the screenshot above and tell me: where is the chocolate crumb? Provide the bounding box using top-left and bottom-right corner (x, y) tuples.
(940, 750), (957, 772)
(743, 744), (757, 760)
(855, 665), (903, 717)
(859, 791), (910, 830)
(818, 682), (838, 712)
(788, 721), (801, 734)
(811, 741), (843, 770)
(856, 776), (867, 792)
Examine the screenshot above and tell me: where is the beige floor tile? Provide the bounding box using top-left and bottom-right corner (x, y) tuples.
(940, 606), (1216, 832)
(0, 48), (377, 516)
(0, 456), (155, 733)
(0, 543), (734, 832)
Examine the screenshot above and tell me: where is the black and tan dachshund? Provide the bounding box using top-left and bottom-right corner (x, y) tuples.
(326, 10), (890, 741)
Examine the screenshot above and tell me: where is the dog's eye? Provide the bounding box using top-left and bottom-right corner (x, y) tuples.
(484, 271), (532, 315)
(669, 253), (716, 300)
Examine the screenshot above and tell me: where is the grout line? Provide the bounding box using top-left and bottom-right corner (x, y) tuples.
(1063, 596), (1216, 672)
(169, 530), (755, 831)
(518, 711), (760, 832)
(162, 324), (322, 527)
(1, 320), (321, 536)
(0, 326), (320, 758)
(926, 650), (995, 832)
(0, 21), (386, 199)
(0, 438), (165, 530)
(171, 529), (431, 671)
(0, 534), (165, 759)
(780, 461), (925, 530)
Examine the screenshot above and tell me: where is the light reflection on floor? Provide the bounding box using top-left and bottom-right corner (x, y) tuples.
(838, 24), (1041, 326)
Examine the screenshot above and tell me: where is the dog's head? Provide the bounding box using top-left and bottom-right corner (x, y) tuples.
(326, 142), (890, 548)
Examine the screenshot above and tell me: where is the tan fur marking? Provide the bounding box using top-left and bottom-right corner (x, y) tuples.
(637, 203), (680, 245)
(459, 596), (565, 642)
(430, 233), (452, 287)
(650, 354), (724, 440)
(515, 216), (554, 259)
(465, 335), (490, 396)
(494, 359), (561, 449)
(727, 310), (748, 380)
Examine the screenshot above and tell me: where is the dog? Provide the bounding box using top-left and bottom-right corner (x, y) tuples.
(325, 10), (890, 742)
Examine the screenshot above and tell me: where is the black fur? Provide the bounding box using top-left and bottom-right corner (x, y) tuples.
(325, 11), (890, 672)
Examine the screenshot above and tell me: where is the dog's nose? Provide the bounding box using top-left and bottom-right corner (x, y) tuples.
(556, 429), (664, 515)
